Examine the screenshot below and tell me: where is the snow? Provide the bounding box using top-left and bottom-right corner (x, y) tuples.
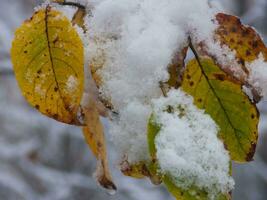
(204, 40), (247, 80)
(1, 0), (267, 199)
(66, 75), (78, 92)
(109, 101), (151, 163)
(246, 53), (267, 99)
(151, 89), (234, 199)
(85, 0), (221, 164)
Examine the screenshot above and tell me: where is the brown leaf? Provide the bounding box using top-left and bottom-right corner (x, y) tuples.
(166, 46), (188, 88)
(160, 46), (188, 96)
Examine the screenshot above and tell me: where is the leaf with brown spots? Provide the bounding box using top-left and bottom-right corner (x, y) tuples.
(215, 13), (267, 63)
(181, 42), (259, 162)
(11, 6), (84, 125)
(213, 13), (267, 101)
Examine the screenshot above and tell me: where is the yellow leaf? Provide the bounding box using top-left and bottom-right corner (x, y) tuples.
(181, 57), (259, 162)
(82, 95), (116, 191)
(11, 6), (84, 125)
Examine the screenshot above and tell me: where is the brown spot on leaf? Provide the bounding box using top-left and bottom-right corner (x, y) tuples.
(213, 73), (225, 81)
(53, 36), (59, 45)
(237, 58), (245, 65)
(237, 40), (243, 45)
(252, 41), (258, 48)
(246, 143), (256, 161)
(242, 29), (249, 37)
(53, 114), (59, 119)
(231, 26), (237, 33)
(97, 141), (102, 148)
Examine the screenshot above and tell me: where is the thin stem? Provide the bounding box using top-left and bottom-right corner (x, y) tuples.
(159, 81), (168, 97)
(53, 0), (86, 10)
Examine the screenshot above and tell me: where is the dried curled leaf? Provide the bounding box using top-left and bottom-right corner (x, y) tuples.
(181, 57), (259, 162)
(82, 88), (116, 191)
(164, 46), (188, 89)
(120, 160), (149, 179)
(11, 6), (84, 125)
(120, 159), (162, 185)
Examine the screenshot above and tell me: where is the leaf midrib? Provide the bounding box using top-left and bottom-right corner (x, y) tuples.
(45, 6), (69, 114)
(189, 41), (247, 158)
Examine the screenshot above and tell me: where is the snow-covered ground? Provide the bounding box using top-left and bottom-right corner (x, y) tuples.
(0, 0), (266, 199)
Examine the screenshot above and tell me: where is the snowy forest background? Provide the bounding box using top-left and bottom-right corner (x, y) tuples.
(0, 0), (266, 199)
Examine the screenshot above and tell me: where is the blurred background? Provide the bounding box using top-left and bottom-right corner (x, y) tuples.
(0, 0), (266, 199)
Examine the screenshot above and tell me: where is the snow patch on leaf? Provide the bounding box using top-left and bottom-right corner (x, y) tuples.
(66, 75), (78, 93)
(152, 89), (234, 198)
(246, 53), (267, 98)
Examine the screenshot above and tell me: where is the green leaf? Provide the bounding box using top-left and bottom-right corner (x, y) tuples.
(147, 114), (161, 159)
(181, 57), (259, 162)
(164, 175), (230, 200)
(11, 6), (84, 125)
